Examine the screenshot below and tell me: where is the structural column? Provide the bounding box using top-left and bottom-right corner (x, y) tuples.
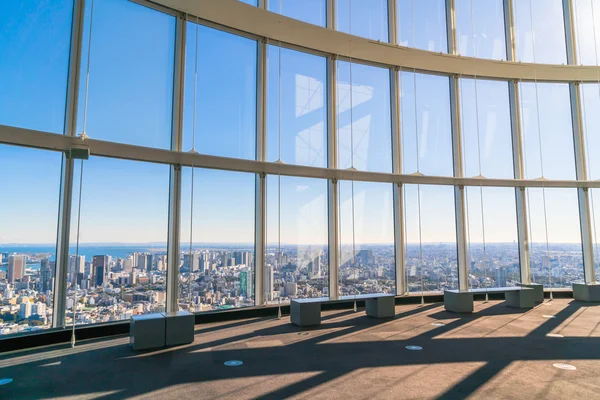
(508, 82), (532, 284)
(391, 67), (406, 295)
(446, 0), (457, 55)
(166, 13), (186, 312)
(53, 0), (85, 328)
(449, 77), (469, 291)
(254, 38), (267, 305)
(327, 55), (340, 300)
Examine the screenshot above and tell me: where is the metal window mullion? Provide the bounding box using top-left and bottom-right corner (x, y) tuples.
(388, 0), (397, 45)
(391, 68), (405, 295)
(53, 0), (85, 329)
(254, 39), (267, 306)
(327, 55), (339, 300)
(166, 13), (186, 313)
(509, 81), (531, 284)
(446, 0), (457, 55)
(570, 83), (596, 283)
(450, 76), (468, 291)
(327, 0), (335, 30)
(503, 0), (516, 62)
(563, 0), (577, 65)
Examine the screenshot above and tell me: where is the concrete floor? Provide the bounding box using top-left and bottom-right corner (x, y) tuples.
(1, 299), (600, 399)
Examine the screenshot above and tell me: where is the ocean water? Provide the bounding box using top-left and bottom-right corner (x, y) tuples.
(0, 245), (168, 263)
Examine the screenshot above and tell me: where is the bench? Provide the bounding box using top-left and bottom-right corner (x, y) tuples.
(130, 310), (195, 351)
(572, 282), (600, 302)
(444, 287), (535, 313)
(291, 294), (396, 327)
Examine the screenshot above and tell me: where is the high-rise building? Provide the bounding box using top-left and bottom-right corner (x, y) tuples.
(8, 255), (26, 283)
(308, 255), (321, 278)
(265, 265), (274, 301)
(136, 253), (148, 271)
(146, 254), (153, 271)
(496, 267), (508, 287)
(93, 255), (108, 287)
(183, 253), (199, 272)
(284, 281), (297, 297)
(68, 255), (85, 285)
(19, 302), (32, 319)
(40, 258), (54, 293)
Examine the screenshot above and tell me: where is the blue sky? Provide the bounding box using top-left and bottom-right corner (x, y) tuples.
(0, 0), (597, 247)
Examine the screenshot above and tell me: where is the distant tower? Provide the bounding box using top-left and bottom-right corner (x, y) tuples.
(93, 255), (108, 287)
(8, 255), (26, 283)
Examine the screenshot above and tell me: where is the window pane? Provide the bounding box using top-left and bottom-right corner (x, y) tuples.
(0, 1), (73, 133)
(239, 0), (258, 5)
(397, 0), (447, 52)
(266, 176), (328, 303)
(591, 189), (600, 282)
(513, 0), (566, 64)
(336, 0), (388, 42)
(401, 72), (453, 176)
(339, 181), (395, 297)
(580, 84), (600, 180)
(465, 187), (520, 289)
(460, 78), (513, 179)
(337, 61), (392, 173)
(527, 188), (583, 288)
(456, 0), (506, 60)
(573, 0), (600, 65)
(0, 145), (62, 335)
(404, 185), (458, 293)
(184, 23), (257, 159)
(519, 83), (575, 180)
(268, 0), (326, 27)
(77, 0), (175, 148)
(267, 46), (327, 167)
(180, 169), (255, 311)
(68, 157), (170, 326)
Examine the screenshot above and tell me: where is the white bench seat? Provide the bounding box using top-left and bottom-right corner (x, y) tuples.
(444, 287), (535, 313)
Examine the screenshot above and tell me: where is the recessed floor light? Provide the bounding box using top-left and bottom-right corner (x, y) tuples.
(0, 378), (13, 385)
(405, 345), (422, 351)
(546, 333), (564, 338)
(432, 322), (445, 327)
(543, 315), (556, 319)
(224, 360), (243, 367)
(553, 363), (576, 370)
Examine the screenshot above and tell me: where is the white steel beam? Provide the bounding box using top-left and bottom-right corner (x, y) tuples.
(254, 38), (267, 306)
(150, 0), (600, 82)
(446, 0), (456, 55)
(450, 76), (469, 291)
(391, 68), (406, 295)
(53, 0), (85, 329)
(570, 83), (596, 283)
(509, 82), (531, 284)
(503, 0), (516, 62)
(327, 55), (339, 300)
(166, 12), (186, 312)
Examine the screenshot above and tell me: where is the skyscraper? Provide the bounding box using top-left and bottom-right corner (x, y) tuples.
(93, 255), (108, 287)
(183, 253), (199, 272)
(8, 255), (26, 283)
(496, 267), (508, 287)
(40, 258), (54, 293)
(68, 255), (85, 286)
(265, 265), (274, 302)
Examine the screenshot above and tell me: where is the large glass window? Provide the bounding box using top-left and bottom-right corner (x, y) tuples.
(76, 0), (175, 148)
(404, 185), (457, 293)
(513, 0), (567, 64)
(455, 0), (506, 60)
(0, 0), (73, 134)
(465, 187), (520, 289)
(519, 83), (575, 180)
(573, 0), (600, 65)
(527, 188), (583, 288)
(397, 0), (447, 52)
(267, 46), (327, 168)
(180, 169), (255, 311)
(336, 0), (388, 42)
(580, 83), (600, 281)
(183, 23), (257, 159)
(401, 71), (453, 176)
(0, 145), (62, 335)
(67, 157), (169, 326)
(268, 0), (326, 27)
(337, 61), (392, 173)
(266, 176), (328, 303)
(338, 181), (395, 297)
(460, 78), (513, 179)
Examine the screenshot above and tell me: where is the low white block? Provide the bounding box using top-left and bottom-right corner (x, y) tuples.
(130, 313), (165, 351)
